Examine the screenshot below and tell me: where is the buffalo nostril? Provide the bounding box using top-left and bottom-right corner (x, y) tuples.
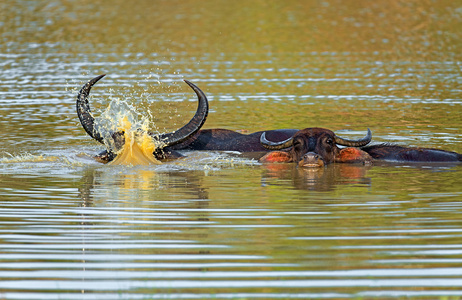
(299, 152), (325, 168)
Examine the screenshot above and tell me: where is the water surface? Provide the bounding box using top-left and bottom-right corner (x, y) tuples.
(1, 1), (462, 299)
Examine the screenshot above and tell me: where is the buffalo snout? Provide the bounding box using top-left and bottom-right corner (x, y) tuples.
(298, 152), (325, 168)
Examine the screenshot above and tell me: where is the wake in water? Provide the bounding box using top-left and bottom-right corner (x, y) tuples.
(0, 153), (60, 164)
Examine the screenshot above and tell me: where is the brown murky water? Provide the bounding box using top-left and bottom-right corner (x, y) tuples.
(1, 1), (462, 299)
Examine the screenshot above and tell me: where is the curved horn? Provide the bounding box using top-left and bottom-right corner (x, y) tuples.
(155, 80), (209, 147)
(76, 74), (106, 144)
(260, 132), (294, 150)
(334, 128), (372, 147)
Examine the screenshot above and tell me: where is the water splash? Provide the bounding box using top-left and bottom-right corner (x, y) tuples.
(0, 153), (59, 163)
(94, 98), (161, 166)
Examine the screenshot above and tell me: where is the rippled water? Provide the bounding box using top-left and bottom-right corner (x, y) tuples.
(1, 0), (462, 299)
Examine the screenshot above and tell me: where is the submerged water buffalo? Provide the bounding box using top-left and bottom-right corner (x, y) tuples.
(172, 127), (461, 167)
(170, 127), (373, 167)
(171, 127), (374, 167)
(76, 74), (208, 165)
(173, 128), (462, 167)
(258, 128), (461, 167)
(77, 75), (461, 167)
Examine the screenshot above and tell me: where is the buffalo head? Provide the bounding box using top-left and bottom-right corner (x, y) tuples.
(259, 127), (373, 167)
(76, 74), (208, 165)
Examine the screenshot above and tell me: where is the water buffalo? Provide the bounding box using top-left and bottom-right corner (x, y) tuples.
(257, 127), (461, 167)
(171, 127), (461, 167)
(77, 75), (461, 167)
(171, 127), (375, 167)
(259, 127), (374, 167)
(76, 74), (208, 165)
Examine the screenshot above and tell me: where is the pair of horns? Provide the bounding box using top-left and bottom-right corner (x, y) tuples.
(260, 128), (372, 150)
(76, 74), (208, 149)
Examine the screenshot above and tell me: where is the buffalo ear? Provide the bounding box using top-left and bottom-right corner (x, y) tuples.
(336, 147), (373, 164)
(259, 151), (292, 163)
